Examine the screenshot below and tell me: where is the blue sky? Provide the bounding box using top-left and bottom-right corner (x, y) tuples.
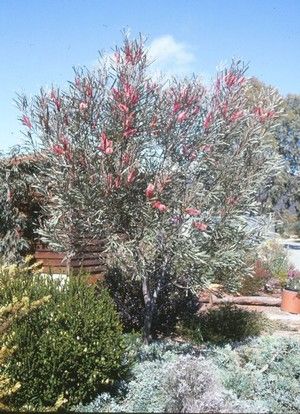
(1, 0), (299, 151)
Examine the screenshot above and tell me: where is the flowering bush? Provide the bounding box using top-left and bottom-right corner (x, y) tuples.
(17, 35), (282, 341)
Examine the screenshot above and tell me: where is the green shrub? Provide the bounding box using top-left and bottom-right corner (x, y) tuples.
(179, 304), (269, 344)
(0, 265), (126, 410)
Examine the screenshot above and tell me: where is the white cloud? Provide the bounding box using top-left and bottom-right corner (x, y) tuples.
(149, 35), (195, 66)
(148, 35), (196, 78)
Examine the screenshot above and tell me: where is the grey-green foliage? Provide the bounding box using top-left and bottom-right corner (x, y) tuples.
(74, 340), (267, 413)
(212, 336), (300, 413)
(74, 337), (300, 413)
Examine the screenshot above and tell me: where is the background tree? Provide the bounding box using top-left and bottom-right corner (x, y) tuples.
(0, 149), (42, 263)
(245, 79), (300, 222)
(17, 36), (282, 342)
(273, 95), (300, 215)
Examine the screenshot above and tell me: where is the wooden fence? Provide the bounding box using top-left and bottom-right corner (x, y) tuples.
(34, 239), (108, 282)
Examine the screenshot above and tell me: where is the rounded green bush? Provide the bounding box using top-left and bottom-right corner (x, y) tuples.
(1, 273), (126, 410)
(179, 304), (269, 344)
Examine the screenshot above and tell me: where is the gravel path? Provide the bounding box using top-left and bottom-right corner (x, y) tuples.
(242, 304), (300, 340)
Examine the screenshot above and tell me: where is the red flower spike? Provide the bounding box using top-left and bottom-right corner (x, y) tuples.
(50, 90), (61, 111)
(63, 114), (70, 126)
(192, 106), (200, 116)
(127, 169), (138, 184)
(123, 83), (139, 105)
(177, 111), (188, 122)
(114, 51), (120, 63)
(50, 90), (56, 100)
(185, 208), (201, 216)
(253, 107), (275, 123)
(75, 77), (81, 88)
(124, 43), (143, 65)
(193, 221), (208, 232)
(22, 115), (32, 129)
(54, 98), (61, 111)
(220, 102), (228, 118)
(226, 196), (238, 206)
(118, 103), (129, 113)
(150, 116), (158, 130)
(52, 144), (65, 156)
(215, 78), (221, 94)
(152, 200), (168, 212)
(99, 132), (113, 155)
(7, 188), (13, 202)
(114, 176), (121, 189)
(204, 113), (213, 130)
(85, 84), (93, 97)
(224, 72), (245, 88)
(189, 151), (197, 161)
(124, 113), (134, 129)
(112, 88), (121, 101)
(59, 136), (70, 152)
(145, 183), (155, 198)
(230, 110), (244, 123)
(173, 102), (181, 113)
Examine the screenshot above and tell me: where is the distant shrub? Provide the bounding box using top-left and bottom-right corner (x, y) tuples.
(178, 304), (269, 344)
(277, 212), (300, 238)
(240, 258), (271, 295)
(240, 238), (289, 294)
(258, 239), (289, 286)
(0, 265), (126, 410)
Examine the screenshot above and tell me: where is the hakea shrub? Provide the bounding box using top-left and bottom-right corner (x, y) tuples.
(17, 35), (283, 342)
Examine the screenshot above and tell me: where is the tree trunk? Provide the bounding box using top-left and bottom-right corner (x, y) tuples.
(141, 259), (168, 344)
(142, 276), (153, 344)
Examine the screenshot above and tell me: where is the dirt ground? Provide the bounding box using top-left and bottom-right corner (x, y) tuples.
(240, 304), (300, 340)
